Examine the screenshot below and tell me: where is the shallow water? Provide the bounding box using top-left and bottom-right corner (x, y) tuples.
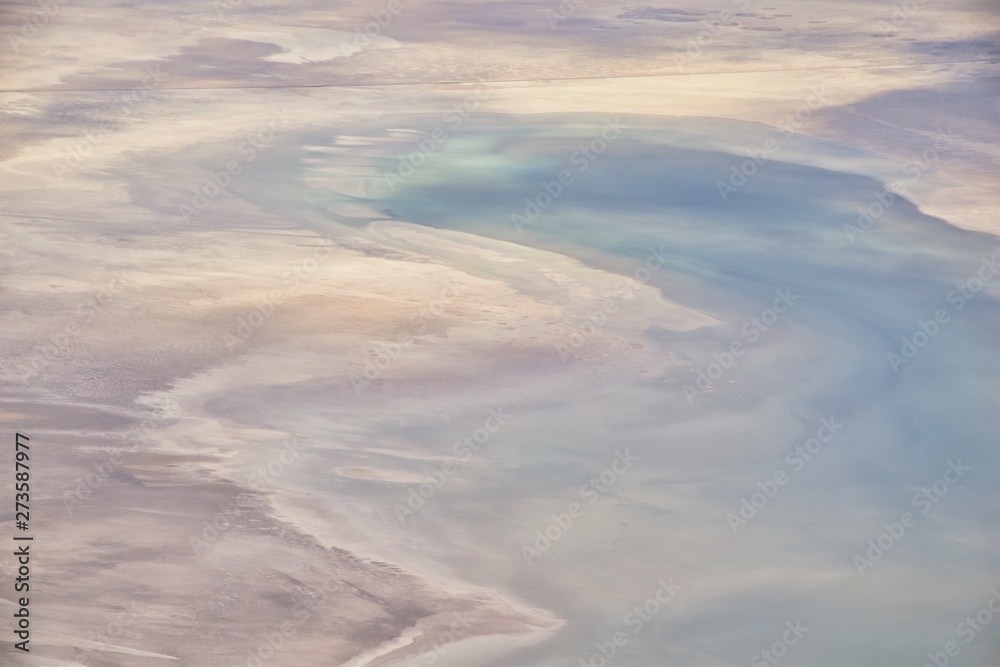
(226, 114), (999, 665)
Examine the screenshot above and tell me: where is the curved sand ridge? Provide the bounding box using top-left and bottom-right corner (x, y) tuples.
(370, 219), (720, 377)
(124, 221), (723, 665)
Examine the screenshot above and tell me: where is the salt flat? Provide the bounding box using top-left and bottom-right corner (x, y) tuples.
(1, 1), (998, 665)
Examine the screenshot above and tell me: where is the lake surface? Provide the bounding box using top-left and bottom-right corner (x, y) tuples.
(219, 113), (1000, 665)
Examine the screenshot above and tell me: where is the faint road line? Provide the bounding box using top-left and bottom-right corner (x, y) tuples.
(1, 59), (995, 94)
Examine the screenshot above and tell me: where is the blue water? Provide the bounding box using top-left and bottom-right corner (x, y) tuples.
(237, 114), (1000, 665)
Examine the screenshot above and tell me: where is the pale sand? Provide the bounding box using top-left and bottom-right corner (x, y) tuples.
(266, 493), (564, 667)
(362, 447), (469, 463)
(343, 622), (562, 667)
(369, 221), (721, 332)
(6, 0), (994, 90)
(103, 223), (711, 663)
(211, 26), (401, 64)
(23, 631), (180, 660)
(333, 467), (430, 484)
(416, 631), (560, 667)
(23, 224), (625, 663)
